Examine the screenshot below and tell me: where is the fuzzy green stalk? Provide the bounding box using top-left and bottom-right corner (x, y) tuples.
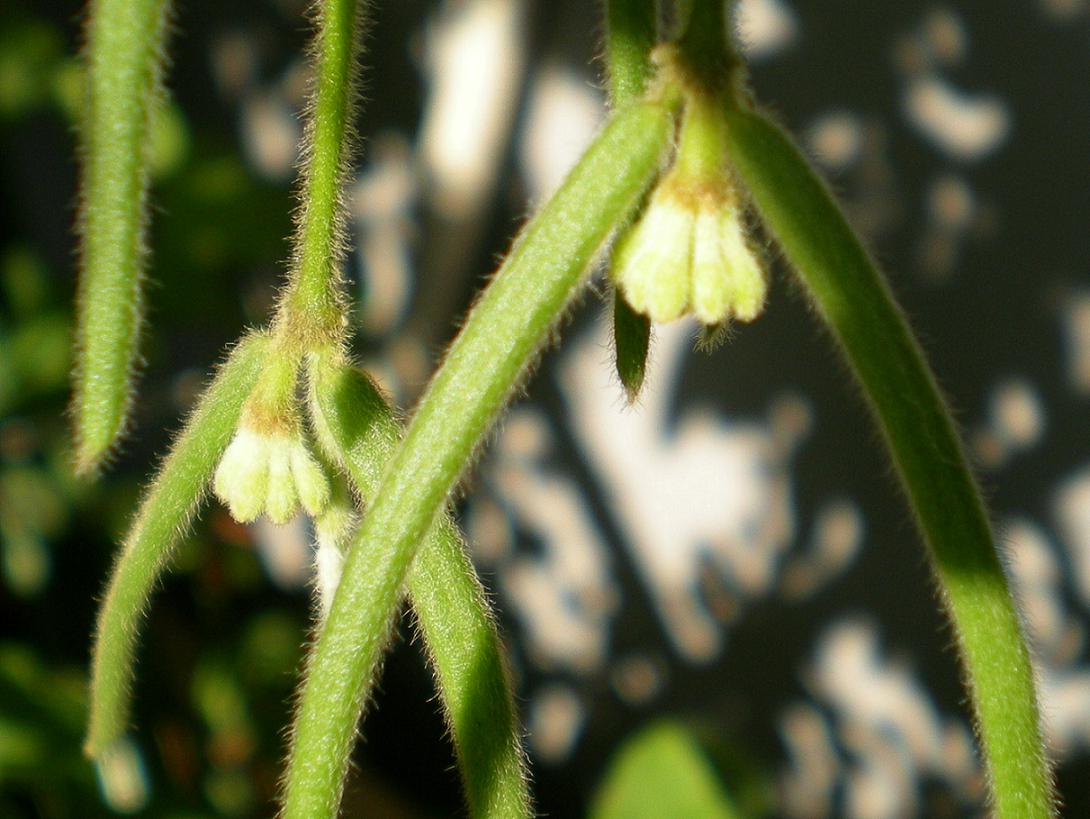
(722, 99), (1054, 819)
(275, 0), (366, 352)
(604, 0), (658, 105)
(280, 99), (675, 819)
(73, 0), (171, 473)
(308, 359), (531, 819)
(85, 332), (271, 758)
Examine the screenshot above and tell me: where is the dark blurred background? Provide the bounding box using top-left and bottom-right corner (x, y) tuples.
(1, 0), (1089, 816)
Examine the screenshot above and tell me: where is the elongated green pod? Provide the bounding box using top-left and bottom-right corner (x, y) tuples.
(721, 101), (1054, 818)
(85, 332), (271, 758)
(281, 100), (674, 819)
(74, 0), (171, 474)
(308, 360), (531, 819)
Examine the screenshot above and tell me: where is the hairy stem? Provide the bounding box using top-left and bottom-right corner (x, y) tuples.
(604, 0), (658, 105)
(73, 0), (171, 473)
(280, 99), (674, 819)
(276, 0), (367, 351)
(308, 360), (531, 819)
(85, 332), (271, 758)
(722, 100), (1053, 818)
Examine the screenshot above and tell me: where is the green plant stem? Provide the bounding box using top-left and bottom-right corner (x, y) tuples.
(280, 99), (674, 819)
(309, 360), (531, 819)
(84, 332), (271, 758)
(674, 0), (736, 90)
(721, 100), (1053, 818)
(605, 0), (657, 105)
(277, 0), (366, 350)
(73, 0), (171, 473)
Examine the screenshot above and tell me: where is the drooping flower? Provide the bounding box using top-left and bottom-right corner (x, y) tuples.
(610, 79), (766, 328)
(213, 425), (331, 525)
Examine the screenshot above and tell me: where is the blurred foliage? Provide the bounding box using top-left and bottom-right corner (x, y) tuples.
(589, 721), (775, 819)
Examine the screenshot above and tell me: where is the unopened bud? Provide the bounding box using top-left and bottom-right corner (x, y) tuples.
(313, 497), (357, 618)
(213, 424), (331, 525)
(291, 441), (331, 518)
(691, 206), (765, 325)
(612, 182), (695, 323)
(611, 79), (766, 329)
(264, 438), (299, 525)
(213, 428), (269, 523)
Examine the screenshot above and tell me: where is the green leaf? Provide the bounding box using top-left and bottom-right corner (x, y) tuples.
(73, 0), (172, 473)
(591, 721), (743, 819)
(604, 0), (658, 402)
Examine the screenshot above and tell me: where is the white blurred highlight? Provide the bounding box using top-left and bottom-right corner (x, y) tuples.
(904, 77), (1009, 161)
(419, 0), (525, 218)
(520, 66), (604, 203)
(528, 684), (584, 762)
(561, 317), (828, 661)
(973, 378), (1046, 468)
(352, 135), (417, 335)
(780, 620), (980, 818)
(807, 112), (864, 172)
(734, 0), (799, 60)
(470, 409), (618, 675)
(253, 516), (310, 590)
(95, 738), (150, 814)
(1054, 468), (1090, 606)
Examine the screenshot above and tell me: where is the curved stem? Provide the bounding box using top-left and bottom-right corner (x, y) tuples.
(721, 101), (1054, 818)
(308, 360), (531, 819)
(85, 332), (271, 758)
(280, 99), (674, 819)
(73, 0), (171, 473)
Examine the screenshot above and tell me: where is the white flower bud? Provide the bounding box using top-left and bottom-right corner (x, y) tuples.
(691, 207), (766, 325)
(214, 424), (331, 525)
(611, 177), (765, 328)
(313, 500), (356, 619)
(612, 183), (695, 323)
(213, 428), (269, 523)
(290, 441), (331, 518)
(264, 437), (298, 525)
